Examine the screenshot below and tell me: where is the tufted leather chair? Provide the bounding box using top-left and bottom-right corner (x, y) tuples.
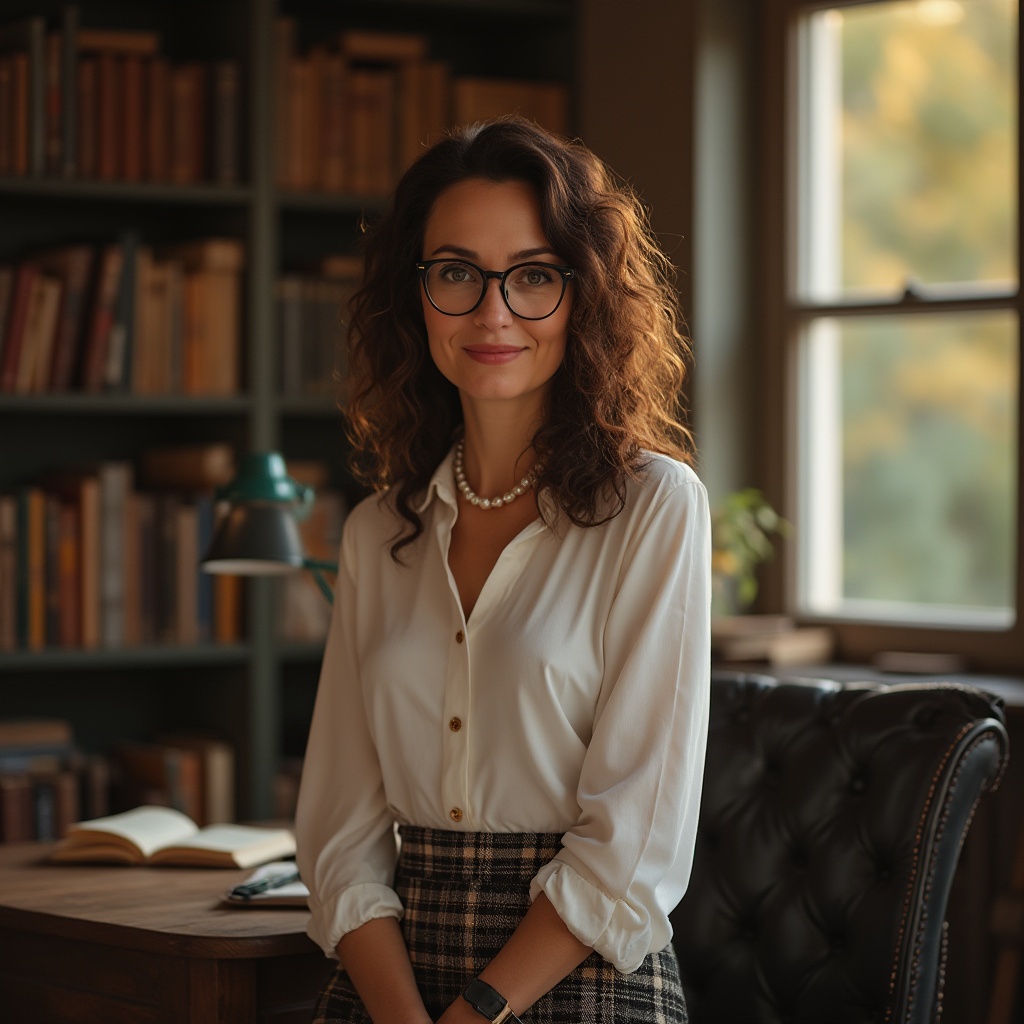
(671, 670), (1009, 1024)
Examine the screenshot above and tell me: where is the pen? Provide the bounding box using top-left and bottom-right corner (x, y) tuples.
(230, 866), (301, 899)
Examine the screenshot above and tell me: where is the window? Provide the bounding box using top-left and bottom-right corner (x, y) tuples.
(767, 0), (1021, 660)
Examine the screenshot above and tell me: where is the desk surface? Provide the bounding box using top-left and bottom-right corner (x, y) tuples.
(0, 842), (316, 959)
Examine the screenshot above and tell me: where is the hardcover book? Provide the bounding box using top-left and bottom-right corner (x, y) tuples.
(50, 805), (295, 867)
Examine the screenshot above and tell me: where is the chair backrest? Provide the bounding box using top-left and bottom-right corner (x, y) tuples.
(671, 670), (1008, 1024)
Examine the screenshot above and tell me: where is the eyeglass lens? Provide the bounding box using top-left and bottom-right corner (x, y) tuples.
(423, 261), (566, 319)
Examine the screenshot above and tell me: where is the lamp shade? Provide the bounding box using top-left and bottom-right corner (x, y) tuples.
(200, 452), (313, 575)
(201, 503), (305, 575)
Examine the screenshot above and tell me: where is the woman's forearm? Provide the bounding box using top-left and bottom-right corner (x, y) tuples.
(336, 917), (432, 1024)
(437, 893), (592, 1022)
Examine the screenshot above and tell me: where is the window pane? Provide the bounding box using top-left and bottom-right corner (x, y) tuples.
(800, 312), (1018, 625)
(798, 0), (1017, 301)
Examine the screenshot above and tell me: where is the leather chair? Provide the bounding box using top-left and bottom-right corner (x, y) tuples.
(671, 670), (1009, 1024)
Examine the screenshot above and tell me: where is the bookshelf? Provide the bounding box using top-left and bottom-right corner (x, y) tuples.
(0, 0), (576, 823)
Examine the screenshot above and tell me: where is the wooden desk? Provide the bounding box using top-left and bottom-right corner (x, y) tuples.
(0, 843), (333, 1024)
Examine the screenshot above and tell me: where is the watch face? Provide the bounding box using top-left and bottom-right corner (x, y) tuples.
(463, 978), (506, 1020)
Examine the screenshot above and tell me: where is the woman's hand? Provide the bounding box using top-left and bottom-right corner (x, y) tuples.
(437, 894), (591, 1023)
(334, 917), (433, 1024)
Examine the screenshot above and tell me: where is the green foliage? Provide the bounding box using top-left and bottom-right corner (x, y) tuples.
(711, 490), (788, 612)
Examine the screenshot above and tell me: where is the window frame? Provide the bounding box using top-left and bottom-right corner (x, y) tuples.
(760, 0), (1024, 672)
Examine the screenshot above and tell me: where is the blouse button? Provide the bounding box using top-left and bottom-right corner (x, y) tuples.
(455, 630), (464, 644)
(449, 807), (463, 822)
(449, 717), (463, 732)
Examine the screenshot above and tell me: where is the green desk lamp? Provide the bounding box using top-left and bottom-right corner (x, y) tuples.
(200, 452), (338, 603)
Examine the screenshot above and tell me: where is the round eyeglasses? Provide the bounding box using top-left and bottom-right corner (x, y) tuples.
(416, 259), (575, 321)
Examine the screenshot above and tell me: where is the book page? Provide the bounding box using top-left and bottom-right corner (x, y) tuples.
(65, 806), (197, 858)
(150, 824), (297, 867)
(167, 824), (292, 853)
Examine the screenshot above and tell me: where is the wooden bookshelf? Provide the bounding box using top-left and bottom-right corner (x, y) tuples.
(0, 0), (576, 825)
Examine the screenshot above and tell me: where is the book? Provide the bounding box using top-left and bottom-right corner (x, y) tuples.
(212, 60), (240, 185)
(169, 62), (205, 185)
(146, 56), (170, 182)
(36, 244), (96, 392)
(338, 29), (427, 64)
(0, 774), (33, 842)
(76, 54), (97, 177)
(346, 66), (396, 194)
(50, 805), (296, 867)
(157, 734), (235, 826)
(41, 471), (100, 648)
(15, 485), (46, 650)
(96, 49), (120, 180)
(0, 262), (39, 392)
(114, 741), (202, 821)
(0, 717), (72, 748)
(98, 461), (133, 647)
(45, 30), (61, 175)
(58, 5), (79, 179)
(77, 29), (160, 57)
(0, 495), (16, 650)
(711, 615), (836, 667)
(15, 272), (62, 394)
(0, 16), (46, 177)
(80, 242), (124, 392)
(122, 54), (144, 181)
(140, 443), (236, 492)
(452, 77), (569, 136)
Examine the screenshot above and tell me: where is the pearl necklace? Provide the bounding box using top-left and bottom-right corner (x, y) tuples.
(453, 439), (538, 510)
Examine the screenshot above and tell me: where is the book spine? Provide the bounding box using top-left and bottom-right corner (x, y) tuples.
(76, 55), (97, 178)
(98, 462), (132, 648)
(0, 58), (11, 175)
(60, 4), (78, 178)
(212, 60), (239, 186)
(0, 495), (17, 651)
(96, 50), (120, 181)
(45, 31), (61, 176)
(26, 16), (45, 177)
(122, 54), (144, 181)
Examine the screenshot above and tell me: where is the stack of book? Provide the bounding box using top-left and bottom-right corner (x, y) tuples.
(0, 442), (243, 652)
(0, 236), (245, 396)
(0, 10), (241, 184)
(273, 23), (569, 195)
(0, 719), (239, 844)
(711, 614), (836, 668)
(0, 717), (86, 842)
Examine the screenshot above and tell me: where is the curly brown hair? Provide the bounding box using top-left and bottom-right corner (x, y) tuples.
(344, 117), (694, 557)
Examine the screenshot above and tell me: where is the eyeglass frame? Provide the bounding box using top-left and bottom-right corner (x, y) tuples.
(415, 258), (576, 321)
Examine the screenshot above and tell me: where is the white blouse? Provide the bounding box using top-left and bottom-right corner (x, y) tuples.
(295, 446), (711, 974)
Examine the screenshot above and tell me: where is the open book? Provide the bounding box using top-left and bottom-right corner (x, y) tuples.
(50, 805), (296, 868)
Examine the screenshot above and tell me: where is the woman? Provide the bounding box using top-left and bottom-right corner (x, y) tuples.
(296, 117), (710, 1024)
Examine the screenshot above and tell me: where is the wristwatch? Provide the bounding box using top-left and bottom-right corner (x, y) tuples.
(461, 978), (522, 1023)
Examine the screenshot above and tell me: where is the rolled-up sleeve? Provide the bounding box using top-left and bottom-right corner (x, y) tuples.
(530, 478), (711, 972)
(295, 521), (404, 958)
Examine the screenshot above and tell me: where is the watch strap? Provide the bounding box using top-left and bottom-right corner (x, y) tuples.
(462, 978), (522, 1024)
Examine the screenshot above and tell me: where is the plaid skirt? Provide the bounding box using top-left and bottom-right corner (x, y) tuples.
(313, 826), (688, 1023)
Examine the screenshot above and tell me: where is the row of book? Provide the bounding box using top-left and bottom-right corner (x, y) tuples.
(0, 10), (240, 184)
(0, 236), (244, 396)
(278, 255), (362, 399)
(0, 717), (237, 843)
(0, 445), (244, 653)
(274, 23), (569, 195)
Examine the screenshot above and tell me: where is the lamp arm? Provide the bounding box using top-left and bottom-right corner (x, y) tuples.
(302, 558), (339, 604)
